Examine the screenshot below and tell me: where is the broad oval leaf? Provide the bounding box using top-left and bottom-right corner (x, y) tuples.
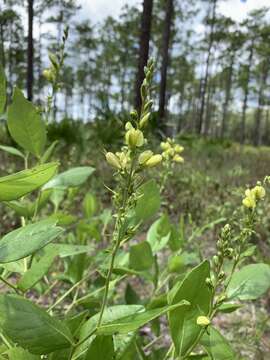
(134, 180), (161, 222)
(85, 335), (115, 360)
(73, 305), (144, 359)
(168, 260), (212, 357)
(0, 162), (58, 202)
(7, 87), (46, 157)
(0, 219), (63, 263)
(129, 241), (154, 271)
(43, 166), (95, 189)
(6, 347), (39, 359)
(227, 263), (270, 300)
(200, 327), (235, 359)
(0, 294), (73, 354)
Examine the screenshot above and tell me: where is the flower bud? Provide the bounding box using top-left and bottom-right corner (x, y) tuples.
(173, 154), (184, 163)
(213, 255), (219, 266)
(125, 129), (144, 148)
(251, 185), (265, 200)
(105, 152), (121, 170)
(196, 316), (210, 327)
(125, 122), (134, 131)
(160, 141), (171, 151)
(139, 112), (150, 128)
(130, 110), (138, 121)
(174, 144), (184, 153)
(43, 69), (55, 82)
(139, 150), (153, 165)
(145, 154), (162, 168)
(242, 196), (256, 209)
(218, 271), (225, 280)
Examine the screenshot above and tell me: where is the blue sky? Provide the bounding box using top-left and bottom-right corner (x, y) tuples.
(78, 0), (270, 23)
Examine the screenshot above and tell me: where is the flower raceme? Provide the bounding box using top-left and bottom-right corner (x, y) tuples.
(161, 138), (184, 164)
(242, 184), (265, 209)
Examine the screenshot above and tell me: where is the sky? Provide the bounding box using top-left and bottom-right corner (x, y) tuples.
(79, 0), (270, 23)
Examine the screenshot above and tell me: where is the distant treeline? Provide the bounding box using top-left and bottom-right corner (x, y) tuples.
(1, 0), (270, 145)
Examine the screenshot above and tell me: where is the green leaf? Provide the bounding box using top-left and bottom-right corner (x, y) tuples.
(0, 294), (73, 354)
(147, 215), (171, 254)
(200, 327), (236, 359)
(0, 65), (6, 114)
(47, 243), (93, 258)
(7, 87), (46, 157)
(97, 302), (189, 336)
(0, 144), (24, 158)
(74, 305), (144, 359)
(168, 260), (212, 357)
(17, 246), (57, 291)
(134, 180), (160, 222)
(227, 263), (270, 300)
(0, 219), (63, 263)
(41, 140), (58, 163)
(43, 166), (95, 189)
(217, 303), (243, 314)
(129, 241), (154, 271)
(83, 192), (97, 218)
(85, 335), (115, 360)
(0, 162), (58, 202)
(7, 347), (39, 359)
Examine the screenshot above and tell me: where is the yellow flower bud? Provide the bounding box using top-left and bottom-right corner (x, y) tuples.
(125, 122), (134, 131)
(105, 152), (121, 170)
(173, 154), (184, 163)
(174, 144), (184, 153)
(118, 152), (130, 169)
(160, 141), (171, 151)
(43, 68), (55, 82)
(125, 129), (144, 149)
(196, 316), (210, 327)
(145, 154), (162, 168)
(139, 112), (150, 128)
(242, 196), (256, 209)
(139, 150), (153, 165)
(251, 185), (265, 200)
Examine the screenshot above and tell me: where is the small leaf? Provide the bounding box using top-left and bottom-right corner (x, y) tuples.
(0, 219), (63, 263)
(0, 144), (24, 158)
(7, 87), (46, 157)
(227, 263), (270, 300)
(0, 294), (73, 354)
(129, 241), (154, 271)
(217, 303), (243, 314)
(43, 166), (95, 189)
(85, 335), (115, 360)
(41, 140), (58, 163)
(0, 162), (58, 202)
(83, 192), (97, 218)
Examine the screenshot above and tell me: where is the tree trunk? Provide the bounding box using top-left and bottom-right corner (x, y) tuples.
(240, 39), (254, 144)
(134, 0), (153, 111)
(27, 0), (34, 101)
(197, 0), (217, 134)
(220, 52), (235, 138)
(253, 59), (269, 146)
(158, 0), (174, 128)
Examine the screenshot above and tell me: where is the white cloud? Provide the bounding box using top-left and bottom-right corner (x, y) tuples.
(218, 0), (270, 22)
(78, 0), (139, 23)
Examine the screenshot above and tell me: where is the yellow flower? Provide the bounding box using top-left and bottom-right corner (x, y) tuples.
(125, 129), (144, 149)
(173, 154), (184, 163)
(242, 196), (256, 209)
(196, 316), (210, 327)
(251, 185), (265, 200)
(139, 112), (150, 128)
(105, 152), (121, 170)
(139, 150), (153, 165)
(174, 144), (184, 154)
(160, 141), (171, 151)
(145, 154), (162, 168)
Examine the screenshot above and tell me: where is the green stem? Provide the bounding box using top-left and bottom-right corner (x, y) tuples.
(0, 276), (20, 294)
